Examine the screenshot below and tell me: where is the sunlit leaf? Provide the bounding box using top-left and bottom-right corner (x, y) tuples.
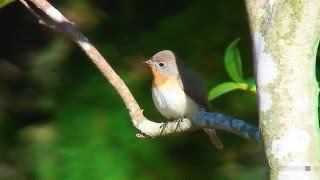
(0, 0), (14, 8)
(209, 82), (243, 100)
(244, 77), (257, 93)
(224, 38), (244, 82)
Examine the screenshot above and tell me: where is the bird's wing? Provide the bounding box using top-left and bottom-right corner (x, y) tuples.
(177, 68), (212, 111)
(177, 68), (223, 149)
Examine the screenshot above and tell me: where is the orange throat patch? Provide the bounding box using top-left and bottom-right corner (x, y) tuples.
(150, 66), (169, 86)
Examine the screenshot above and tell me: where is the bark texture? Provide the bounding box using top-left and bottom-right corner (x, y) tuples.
(245, 0), (320, 179)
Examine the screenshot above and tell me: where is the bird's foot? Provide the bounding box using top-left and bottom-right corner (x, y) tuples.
(174, 118), (184, 132)
(160, 122), (169, 135)
(160, 118), (184, 134)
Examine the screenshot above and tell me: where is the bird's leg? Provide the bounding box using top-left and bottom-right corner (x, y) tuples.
(160, 120), (171, 135)
(174, 117), (184, 132)
(160, 117), (184, 134)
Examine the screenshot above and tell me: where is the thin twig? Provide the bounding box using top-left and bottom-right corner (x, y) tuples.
(19, 0), (41, 22)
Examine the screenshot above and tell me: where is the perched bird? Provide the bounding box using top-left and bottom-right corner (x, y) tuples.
(143, 50), (223, 149)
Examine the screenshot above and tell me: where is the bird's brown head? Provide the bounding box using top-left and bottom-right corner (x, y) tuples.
(143, 50), (179, 77)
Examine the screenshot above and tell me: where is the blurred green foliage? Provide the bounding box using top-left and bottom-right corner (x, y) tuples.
(0, 0), (301, 179)
(0, 0), (14, 8)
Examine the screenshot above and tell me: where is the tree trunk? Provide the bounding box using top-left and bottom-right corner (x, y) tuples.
(245, 0), (320, 179)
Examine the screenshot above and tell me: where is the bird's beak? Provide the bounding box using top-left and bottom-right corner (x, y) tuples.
(142, 60), (152, 65)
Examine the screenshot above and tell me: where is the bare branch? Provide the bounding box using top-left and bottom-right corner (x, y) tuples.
(134, 110), (261, 143)
(19, 0), (261, 144)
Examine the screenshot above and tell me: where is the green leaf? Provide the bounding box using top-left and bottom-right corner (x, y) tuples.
(224, 38), (244, 82)
(244, 77), (257, 93)
(0, 0), (14, 8)
(208, 82), (243, 100)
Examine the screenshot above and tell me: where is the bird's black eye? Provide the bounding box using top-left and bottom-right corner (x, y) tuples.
(158, 62), (165, 67)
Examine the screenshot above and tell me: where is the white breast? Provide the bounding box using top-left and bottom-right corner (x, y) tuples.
(151, 79), (199, 119)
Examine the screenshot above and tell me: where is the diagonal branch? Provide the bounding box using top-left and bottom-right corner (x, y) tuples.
(19, 0), (261, 144)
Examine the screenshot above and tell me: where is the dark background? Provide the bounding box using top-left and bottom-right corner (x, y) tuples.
(1, 0), (305, 179)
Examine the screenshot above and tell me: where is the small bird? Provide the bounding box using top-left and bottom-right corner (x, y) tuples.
(143, 50), (223, 149)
